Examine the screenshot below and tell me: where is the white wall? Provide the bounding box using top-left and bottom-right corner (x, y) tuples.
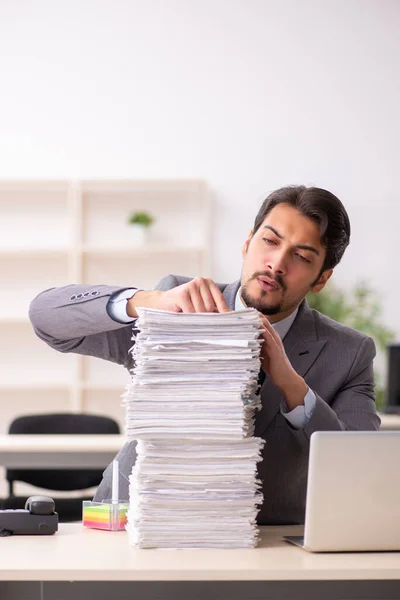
(0, 0), (399, 339)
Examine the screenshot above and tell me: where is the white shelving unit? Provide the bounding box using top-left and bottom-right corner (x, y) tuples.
(0, 179), (211, 434)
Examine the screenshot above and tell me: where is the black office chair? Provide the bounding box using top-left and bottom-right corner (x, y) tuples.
(3, 413), (120, 522)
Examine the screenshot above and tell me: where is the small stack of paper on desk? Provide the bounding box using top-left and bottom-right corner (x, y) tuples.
(123, 308), (265, 549)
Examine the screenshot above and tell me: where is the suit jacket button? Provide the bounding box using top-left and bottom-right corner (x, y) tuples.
(91, 291), (99, 296)
(77, 293), (83, 299)
(70, 295), (76, 301)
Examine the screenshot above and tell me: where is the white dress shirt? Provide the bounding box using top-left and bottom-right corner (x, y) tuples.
(108, 287), (316, 429)
(108, 288), (141, 323)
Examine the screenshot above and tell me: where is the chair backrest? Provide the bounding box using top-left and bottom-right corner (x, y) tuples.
(8, 413), (120, 435)
(7, 412), (120, 492)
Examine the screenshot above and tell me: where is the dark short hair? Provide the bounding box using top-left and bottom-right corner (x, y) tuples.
(253, 185), (351, 271)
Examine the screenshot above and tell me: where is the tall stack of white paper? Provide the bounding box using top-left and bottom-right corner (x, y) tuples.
(124, 308), (265, 548)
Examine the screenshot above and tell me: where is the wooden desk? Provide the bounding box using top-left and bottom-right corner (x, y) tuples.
(0, 434), (126, 469)
(0, 523), (400, 600)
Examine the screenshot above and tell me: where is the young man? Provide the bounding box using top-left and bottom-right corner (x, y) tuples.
(29, 185), (380, 525)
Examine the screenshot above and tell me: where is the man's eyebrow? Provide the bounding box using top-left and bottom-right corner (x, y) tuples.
(263, 225), (320, 256)
(263, 225), (283, 239)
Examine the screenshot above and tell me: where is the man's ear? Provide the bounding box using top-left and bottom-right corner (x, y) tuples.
(310, 269), (333, 294)
(242, 230), (253, 258)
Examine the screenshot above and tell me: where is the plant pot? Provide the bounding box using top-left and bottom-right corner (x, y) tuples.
(130, 224), (149, 246)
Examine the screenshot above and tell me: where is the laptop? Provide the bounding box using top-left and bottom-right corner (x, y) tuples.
(284, 430), (400, 552)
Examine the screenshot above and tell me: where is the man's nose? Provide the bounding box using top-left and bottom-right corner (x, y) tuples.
(266, 251), (287, 275)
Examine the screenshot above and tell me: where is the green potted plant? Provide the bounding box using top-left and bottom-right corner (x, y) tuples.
(307, 281), (395, 410)
(127, 211), (155, 246)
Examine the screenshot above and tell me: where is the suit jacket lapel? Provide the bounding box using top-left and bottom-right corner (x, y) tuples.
(220, 284), (327, 437)
(254, 299), (327, 437)
(222, 280), (241, 310)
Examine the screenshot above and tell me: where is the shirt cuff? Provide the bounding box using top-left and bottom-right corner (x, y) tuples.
(107, 288), (142, 324)
(280, 387), (317, 430)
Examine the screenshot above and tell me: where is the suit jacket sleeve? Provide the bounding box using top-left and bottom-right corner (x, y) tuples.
(288, 335), (380, 447)
(28, 275), (180, 368)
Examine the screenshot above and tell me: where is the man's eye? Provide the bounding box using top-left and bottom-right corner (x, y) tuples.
(263, 238), (277, 245)
(295, 253), (311, 263)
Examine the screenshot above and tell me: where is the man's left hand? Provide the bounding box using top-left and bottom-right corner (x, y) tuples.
(259, 314), (308, 409)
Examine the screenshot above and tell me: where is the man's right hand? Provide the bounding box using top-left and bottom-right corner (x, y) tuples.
(126, 277), (230, 318)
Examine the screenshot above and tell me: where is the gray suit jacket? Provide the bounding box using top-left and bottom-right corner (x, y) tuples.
(29, 274), (380, 525)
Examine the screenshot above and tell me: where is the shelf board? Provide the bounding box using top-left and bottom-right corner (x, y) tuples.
(0, 383), (71, 391)
(0, 247), (69, 256)
(0, 318), (30, 325)
(81, 383), (128, 392)
(80, 179), (206, 193)
(81, 244), (205, 256)
(0, 180), (70, 192)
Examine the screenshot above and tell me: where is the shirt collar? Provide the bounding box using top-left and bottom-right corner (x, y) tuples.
(235, 287), (299, 341)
